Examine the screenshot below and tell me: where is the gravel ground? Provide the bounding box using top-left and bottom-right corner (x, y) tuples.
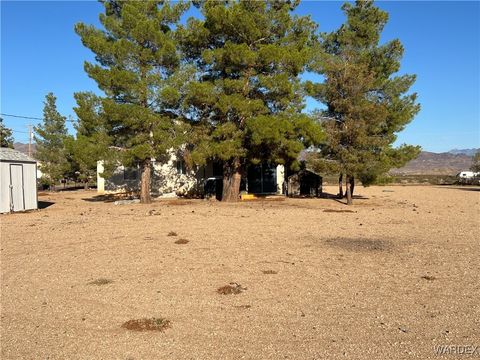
(1, 185), (479, 359)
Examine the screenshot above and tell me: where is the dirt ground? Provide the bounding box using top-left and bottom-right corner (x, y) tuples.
(1, 185), (479, 359)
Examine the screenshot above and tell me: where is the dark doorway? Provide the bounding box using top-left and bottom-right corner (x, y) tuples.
(247, 163), (277, 194)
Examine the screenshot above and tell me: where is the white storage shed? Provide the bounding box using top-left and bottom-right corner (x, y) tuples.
(0, 148), (38, 213)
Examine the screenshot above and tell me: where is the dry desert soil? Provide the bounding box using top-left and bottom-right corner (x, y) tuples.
(1, 185), (479, 359)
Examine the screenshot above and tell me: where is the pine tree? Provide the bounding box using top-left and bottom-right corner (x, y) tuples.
(179, 0), (323, 201)
(65, 92), (112, 189)
(34, 93), (70, 188)
(306, 0), (420, 204)
(75, 0), (189, 203)
(0, 118), (14, 148)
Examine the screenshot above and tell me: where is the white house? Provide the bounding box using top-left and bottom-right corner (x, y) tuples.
(97, 151), (285, 198)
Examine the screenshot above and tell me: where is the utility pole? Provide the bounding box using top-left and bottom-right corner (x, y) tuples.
(28, 124), (32, 157)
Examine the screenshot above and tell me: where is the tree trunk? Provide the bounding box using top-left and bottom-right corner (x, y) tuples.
(345, 174), (353, 205)
(222, 157), (242, 202)
(349, 175), (355, 198)
(338, 173), (343, 198)
(84, 180), (88, 190)
(140, 158), (152, 204)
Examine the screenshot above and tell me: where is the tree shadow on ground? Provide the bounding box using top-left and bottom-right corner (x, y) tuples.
(38, 201), (55, 209)
(82, 192), (139, 203)
(320, 191), (369, 204)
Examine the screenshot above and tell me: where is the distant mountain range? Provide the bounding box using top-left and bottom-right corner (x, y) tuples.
(13, 142), (477, 176)
(447, 148), (479, 157)
(391, 149), (478, 175)
(13, 142), (36, 156)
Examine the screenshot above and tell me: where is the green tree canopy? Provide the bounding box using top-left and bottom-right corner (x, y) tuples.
(34, 93), (70, 187)
(0, 118), (14, 148)
(306, 0), (420, 204)
(65, 92), (114, 188)
(75, 0), (189, 203)
(179, 0), (324, 201)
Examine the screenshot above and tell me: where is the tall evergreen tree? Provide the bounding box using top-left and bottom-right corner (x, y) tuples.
(0, 118), (15, 148)
(75, 0), (189, 203)
(306, 0), (420, 204)
(34, 93), (70, 188)
(65, 92), (112, 189)
(179, 0), (323, 201)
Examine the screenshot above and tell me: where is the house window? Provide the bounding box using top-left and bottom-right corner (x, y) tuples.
(123, 167), (138, 180)
(176, 160), (186, 175)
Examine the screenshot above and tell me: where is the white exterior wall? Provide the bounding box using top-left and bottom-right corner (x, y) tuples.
(97, 161), (106, 194)
(150, 154), (198, 197)
(0, 162), (11, 212)
(97, 151), (199, 197)
(22, 163), (38, 210)
(0, 161), (37, 213)
(97, 155), (286, 197)
(276, 165), (285, 194)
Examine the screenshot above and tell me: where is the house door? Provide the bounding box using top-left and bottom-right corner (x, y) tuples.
(10, 164), (25, 211)
(247, 163), (277, 194)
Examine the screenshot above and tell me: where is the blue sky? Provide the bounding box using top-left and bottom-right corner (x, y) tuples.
(1, 1), (479, 152)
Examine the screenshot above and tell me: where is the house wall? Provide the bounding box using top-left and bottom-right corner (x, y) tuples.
(97, 161), (106, 194)
(276, 165), (285, 194)
(97, 155), (285, 197)
(97, 152), (200, 197)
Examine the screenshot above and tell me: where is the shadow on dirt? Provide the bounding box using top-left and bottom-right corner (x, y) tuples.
(38, 201), (55, 209)
(325, 237), (392, 252)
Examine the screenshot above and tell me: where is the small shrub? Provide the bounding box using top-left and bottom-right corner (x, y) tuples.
(235, 305), (252, 309)
(88, 278), (113, 286)
(217, 283), (246, 295)
(121, 317), (171, 332)
(167, 231), (177, 237)
(421, 275), (436, 281)
(174, 238), (189, 244)
(262, 270), (278, 274)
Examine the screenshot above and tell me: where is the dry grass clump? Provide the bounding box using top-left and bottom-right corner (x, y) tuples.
(323, 209), (355, 213)
(174, 238), (189, 244)
(217, 283), (246, 295)
(121, 317), (171, 332)
(87, 278), (113, 286)
(163, 199), (191, 206)
(235, 305), (252, 309)
(262, 270), (278, 274)
(167, 231), (177, 236)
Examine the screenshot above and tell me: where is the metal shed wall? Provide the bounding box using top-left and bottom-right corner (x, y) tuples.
(0, 162), (10, 212)
(0, 161), (38, 213)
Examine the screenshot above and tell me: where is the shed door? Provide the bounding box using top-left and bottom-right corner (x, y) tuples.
(10, 164), (25, 211)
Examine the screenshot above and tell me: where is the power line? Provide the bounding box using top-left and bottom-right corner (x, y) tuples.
(1, 113), (43, 121)
(0, 113), (77, 123)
